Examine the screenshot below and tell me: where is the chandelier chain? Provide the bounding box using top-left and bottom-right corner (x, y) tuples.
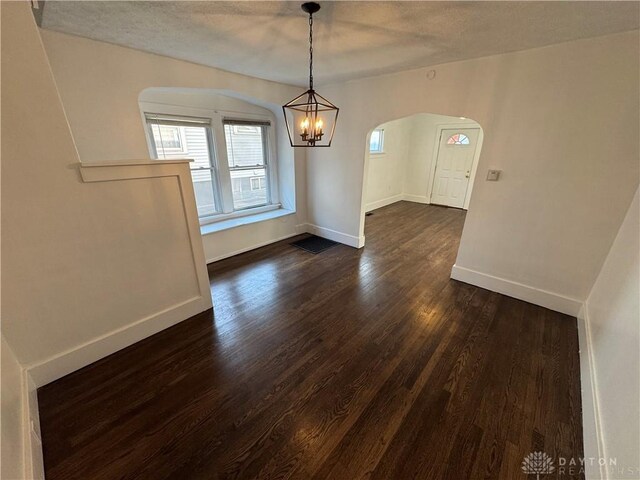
(309, 13), (314, 90)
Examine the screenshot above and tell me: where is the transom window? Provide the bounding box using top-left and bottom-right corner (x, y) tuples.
(447, 133), (470, 145)
(145, 113), (274, 222)
(369, 129), (384, 153)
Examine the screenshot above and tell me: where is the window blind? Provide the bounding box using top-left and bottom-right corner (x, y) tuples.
(223, 119), (271, 127)
(145, 113), (211, 127)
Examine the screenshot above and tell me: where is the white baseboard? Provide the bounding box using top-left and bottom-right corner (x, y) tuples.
(303, 223), (365, 248)
(22, 370), (45, 480)
(577, 305), (606, 480)
(450, 265), (582, 316)
(366, 194), (432, 213)
(206, 222), (365, 261)
(402, 194), (430, 204)
(365, 194), (404, 212)
(26, 295), (211, 387)
(205, 231), (303, 264)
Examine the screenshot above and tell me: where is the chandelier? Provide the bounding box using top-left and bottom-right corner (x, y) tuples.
(282, 2), (339, 147)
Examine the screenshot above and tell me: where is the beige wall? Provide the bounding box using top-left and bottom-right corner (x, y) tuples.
(1, 337), (24, 480)
(306, 31), (639, 306)
(581, 188), (639, 478)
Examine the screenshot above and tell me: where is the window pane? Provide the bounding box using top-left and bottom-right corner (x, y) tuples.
(230, 168), (267, 210)
(150, 122), (218, 216)
(370, 130), (382, 152)
(447, 133), (470, 145)
(152, 125), (212, 168)
(191, 169), (217, 218)
(152, 125), (183, 150)
(224, 124), (265, 168)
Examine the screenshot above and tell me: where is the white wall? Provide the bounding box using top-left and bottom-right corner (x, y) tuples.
(403, 115), (440, 203)
(2, 2), (211, 384)
(39, 30), (303, 165)
(365, 114), (479, 212)
(306, 31), (639, 312)
(579, 188), (639, 479)
(364, 117), (411, 210)
(41, 29), (308, 263)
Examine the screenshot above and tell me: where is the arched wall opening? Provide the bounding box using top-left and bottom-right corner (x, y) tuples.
(360, 112), (484, 243)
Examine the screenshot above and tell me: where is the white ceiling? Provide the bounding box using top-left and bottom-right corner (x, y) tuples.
(40, 1), (639, 87)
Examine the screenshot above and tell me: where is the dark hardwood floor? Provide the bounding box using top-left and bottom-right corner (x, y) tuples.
(38, 202), (584, 479)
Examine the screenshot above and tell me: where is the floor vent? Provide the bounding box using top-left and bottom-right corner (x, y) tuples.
(290, 235), (338, 254)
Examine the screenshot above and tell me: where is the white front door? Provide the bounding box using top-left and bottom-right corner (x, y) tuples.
(431, 128), (480, 208)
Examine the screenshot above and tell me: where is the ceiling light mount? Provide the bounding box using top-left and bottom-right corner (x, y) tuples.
(301, 2), (320, 15)
(282, 2), (339, 147)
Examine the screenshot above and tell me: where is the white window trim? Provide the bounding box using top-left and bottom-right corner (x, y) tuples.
(200, 203), (282, 226)
(140, 101), (280, 225)
(145, 113), (221, 218)
(200, 206), (294, 236)
(222, 119), (271, 211)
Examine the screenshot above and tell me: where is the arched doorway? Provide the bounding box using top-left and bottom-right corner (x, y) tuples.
(360, 112), (484, 244)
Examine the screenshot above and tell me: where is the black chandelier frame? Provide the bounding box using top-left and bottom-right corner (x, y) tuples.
(282, 2), (339, 148)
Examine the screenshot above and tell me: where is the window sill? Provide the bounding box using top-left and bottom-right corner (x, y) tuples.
(200, 207), (295, 235)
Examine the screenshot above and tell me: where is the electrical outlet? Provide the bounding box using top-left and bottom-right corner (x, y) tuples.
(486, 169), (501, 181)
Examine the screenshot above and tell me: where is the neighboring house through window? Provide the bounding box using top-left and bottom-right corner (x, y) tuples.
(151, 125), (186, 152)
(251, 177), (266, 190)
(145, 113), (275, 224)
(223, 120), (270, 210)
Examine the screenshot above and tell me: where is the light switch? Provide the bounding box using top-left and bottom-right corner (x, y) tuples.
(486, 169), (501, 181)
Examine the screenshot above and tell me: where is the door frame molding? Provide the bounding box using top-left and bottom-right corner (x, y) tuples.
(427, 124), (484, 210)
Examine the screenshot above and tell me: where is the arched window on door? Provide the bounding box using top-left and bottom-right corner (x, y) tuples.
(447, 133), (470, 145)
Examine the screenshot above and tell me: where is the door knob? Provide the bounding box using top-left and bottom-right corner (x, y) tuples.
(465, 171), (470, 178)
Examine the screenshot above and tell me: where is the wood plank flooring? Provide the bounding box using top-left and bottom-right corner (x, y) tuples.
(38, 202), (584, 479)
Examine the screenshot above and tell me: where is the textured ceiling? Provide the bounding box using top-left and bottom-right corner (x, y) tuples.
(40, 1), (639, 87)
